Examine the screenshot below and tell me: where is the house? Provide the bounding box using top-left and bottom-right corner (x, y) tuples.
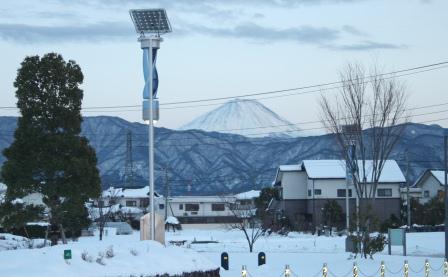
(268, 160), (405, 231)
(99, 186), (165, 218)
(412, 170), (446, 204)
(166, 195), (237, 224)
(234, 190), (260, 209)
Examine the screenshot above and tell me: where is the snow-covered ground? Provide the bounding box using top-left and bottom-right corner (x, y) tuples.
(0, 228), (446, 277)
(166, 229), (446, 277)
(0, 228), (217, 277)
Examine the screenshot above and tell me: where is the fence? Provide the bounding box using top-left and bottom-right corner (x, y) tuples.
(240, 259), (448, 277)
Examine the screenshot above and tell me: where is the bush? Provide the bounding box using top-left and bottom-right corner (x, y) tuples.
(129, 219), (140, 230)
(9, 225), (47, 238)
(365, 234), (387, 259)
(380, 214), (401, 233)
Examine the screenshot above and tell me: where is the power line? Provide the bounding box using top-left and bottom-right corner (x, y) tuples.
(1, 61), (447, 111)
(1, 110), (447, 148)
(2, 100), (447, 140)
(82, 64), (448, 112)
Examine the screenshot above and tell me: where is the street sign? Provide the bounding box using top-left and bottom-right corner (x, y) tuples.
(388, 228), (406, 256)
(64, 249), (72, 260)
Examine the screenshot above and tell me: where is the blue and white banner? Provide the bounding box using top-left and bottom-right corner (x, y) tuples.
(142, 48), (159, 99)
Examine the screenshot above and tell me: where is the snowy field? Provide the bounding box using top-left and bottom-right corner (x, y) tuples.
(167, 229), (446, 277)
(0, 228), (446, 277)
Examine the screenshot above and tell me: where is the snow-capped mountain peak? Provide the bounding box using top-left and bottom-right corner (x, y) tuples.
(179, 99), (301, 138)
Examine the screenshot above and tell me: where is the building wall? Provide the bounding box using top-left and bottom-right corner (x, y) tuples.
(420, 174), (443, 204)
(306, 198), (400, 227)
(168, 197), (236, 218)
(282, 171), (307, 200)
(307, 179), (401, 199)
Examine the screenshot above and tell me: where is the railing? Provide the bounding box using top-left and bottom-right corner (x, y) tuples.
(239, 259), (448, 277)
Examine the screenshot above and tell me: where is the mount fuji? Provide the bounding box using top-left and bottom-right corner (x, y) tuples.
(179, 99), (301, 138)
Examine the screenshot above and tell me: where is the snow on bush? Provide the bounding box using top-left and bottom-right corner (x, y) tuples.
(96, 252), (106, 265)
(105, 245), (114, 258)
(81, 250), (93, 263)
(130, 248), (138, 256)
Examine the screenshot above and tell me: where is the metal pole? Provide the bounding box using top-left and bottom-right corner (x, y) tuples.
(406, 152), (411, 228)
(346, 144), (350, 232)
(164, 167), (169, 220)
(148, 38), (155, 241)
(444, 134), (447, 259)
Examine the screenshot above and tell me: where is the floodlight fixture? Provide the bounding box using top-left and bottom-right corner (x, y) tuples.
(129, 9), (172, 35)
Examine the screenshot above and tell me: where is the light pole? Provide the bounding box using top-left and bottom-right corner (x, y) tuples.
(130, 9), (172, 240)
(444, 133), (447, 259)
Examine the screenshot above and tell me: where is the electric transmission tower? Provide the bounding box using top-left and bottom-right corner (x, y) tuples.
(124, 129), (135, 188)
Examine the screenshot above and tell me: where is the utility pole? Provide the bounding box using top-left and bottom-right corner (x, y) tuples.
(444, 133), (447, 259)
(124, 130), (134, 188)
(164, 167), (169, 220)
(406, 151), (411, 228)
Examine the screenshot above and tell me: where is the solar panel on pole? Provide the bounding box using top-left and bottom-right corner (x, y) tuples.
(130, 8), (171, 242)
(129, 9), (172, 34)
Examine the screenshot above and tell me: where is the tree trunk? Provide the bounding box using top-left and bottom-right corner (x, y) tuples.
(59, 224), (67, 244)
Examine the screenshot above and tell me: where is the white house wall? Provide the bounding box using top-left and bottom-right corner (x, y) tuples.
(282, 171), (307, 200)
(307, 179), (401, 199)
(168, 201), (234, 217)
(421, 175), (443, 204)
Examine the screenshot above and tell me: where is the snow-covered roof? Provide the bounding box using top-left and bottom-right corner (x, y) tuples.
(102, 186), (161, 198)
(302, 160), (405, 183)
(279, 165), (302, 172)
(234, 190), (260, 200)
(169, 195), (235, 203)
(430, 170), (446, 185)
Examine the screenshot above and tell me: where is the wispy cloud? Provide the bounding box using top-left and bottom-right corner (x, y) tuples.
(0, 22), (133, 43)
(182, 23), (340, 44)
(324, 40), (407, 51)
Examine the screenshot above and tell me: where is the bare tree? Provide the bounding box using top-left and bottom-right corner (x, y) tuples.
(224, 197), (264, 253)
(93, 188), (120, 241)
(320, 63), (408, 258)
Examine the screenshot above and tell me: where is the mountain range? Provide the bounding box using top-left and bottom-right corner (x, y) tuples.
(0, 115), (446, 195)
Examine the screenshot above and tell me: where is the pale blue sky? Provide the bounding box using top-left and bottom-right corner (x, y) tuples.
(0, 0), (447, 131)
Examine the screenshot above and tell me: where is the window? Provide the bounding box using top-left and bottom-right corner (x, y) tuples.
(239, 200), (251, 205)
(179, 204), (183, 210)
(424, 190), (430, 198)
(140, 199), (149, 207)
(377, 189), (392, 197)
(211, 203), (225, 211)
(308, 190), (312, 197)
(159, 204), (165, 210)
(314, 189), (322, 195)
(126, 200), (137, 207)
(185, 204), (200, 211)
(337, 189), (352, 198)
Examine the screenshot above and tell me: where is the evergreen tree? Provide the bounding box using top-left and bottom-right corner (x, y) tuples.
(1, 53), (101, 238)
(321, 200), (343, 229)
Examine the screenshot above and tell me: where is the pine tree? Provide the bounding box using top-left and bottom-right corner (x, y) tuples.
(1, 53), (101, 239)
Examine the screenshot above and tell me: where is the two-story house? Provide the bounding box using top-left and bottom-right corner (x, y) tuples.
(269, 160), (405, 230)
(411, 170), (446, 204)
